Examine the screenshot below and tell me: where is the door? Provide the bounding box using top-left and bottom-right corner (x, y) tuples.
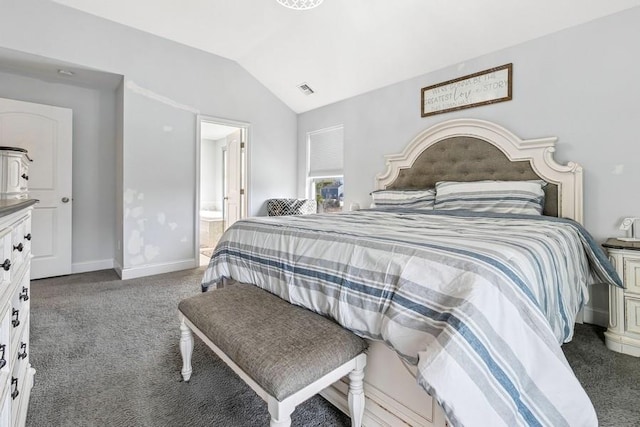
(224, 129), (242, 230)
(0, 98), (72, 279)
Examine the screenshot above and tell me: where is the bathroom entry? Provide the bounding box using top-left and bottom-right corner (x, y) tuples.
(198, 117), (249, 266)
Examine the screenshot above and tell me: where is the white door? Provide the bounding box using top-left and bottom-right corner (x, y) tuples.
(0, 98), (73, 279)
(223, 129), (242, 230)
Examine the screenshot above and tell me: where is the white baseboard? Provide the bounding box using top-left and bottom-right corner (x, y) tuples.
(114, 259), (123, 279)
(583, 305), (608, 327)
(72, 259), (115, 274)
(119, 258), (197, 280)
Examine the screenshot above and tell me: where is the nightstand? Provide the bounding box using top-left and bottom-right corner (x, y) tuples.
(603, 238), (640, 357)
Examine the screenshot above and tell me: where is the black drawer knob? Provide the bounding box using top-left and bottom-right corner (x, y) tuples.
(24, 233), (31, 241)
(18, 342), (27, 360)
(0, 344), (5, 369)
(11, 309), (19, 328)
(21, 173), (28, 181)
(2, 258), (10, 271)
(13, 243), (23, 252)
(11, 377), (18, 399)
(19, 287), (29, 301)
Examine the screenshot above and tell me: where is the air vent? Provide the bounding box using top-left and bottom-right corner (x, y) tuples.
(297, 83), (315, 95)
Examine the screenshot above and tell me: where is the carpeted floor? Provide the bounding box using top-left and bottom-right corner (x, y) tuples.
(25, 268), (640, 427)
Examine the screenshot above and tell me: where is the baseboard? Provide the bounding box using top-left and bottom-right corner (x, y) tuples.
(583, 305), (608, 327)
(119, 258), (196, 280)
(72, 259), (115, 274)
(114, 259), (123, 279)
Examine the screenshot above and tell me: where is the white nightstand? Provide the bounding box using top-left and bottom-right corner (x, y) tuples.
(603, 238), (640, 357)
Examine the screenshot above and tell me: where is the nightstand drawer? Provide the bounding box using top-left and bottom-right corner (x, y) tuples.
(624, 257), (640, 295)
(626, 298), (640, 334)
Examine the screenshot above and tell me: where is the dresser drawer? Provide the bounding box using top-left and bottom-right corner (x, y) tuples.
(624, 256), (640, 295)
(10, 348), (28, 423)
(0, 302), (11, 406)
(625, 298), (640, 334)
(0, 229), (12, 298)
(9, 219), (28, 274)
(10, 272), (29, 354)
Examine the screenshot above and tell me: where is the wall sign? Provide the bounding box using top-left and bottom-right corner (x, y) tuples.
(421, 63), (512, 117)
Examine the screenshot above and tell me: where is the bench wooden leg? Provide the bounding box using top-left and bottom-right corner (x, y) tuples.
(348, 354), (366, 427)
(268, 397), (293, 427)
(179, 315), (194, 381)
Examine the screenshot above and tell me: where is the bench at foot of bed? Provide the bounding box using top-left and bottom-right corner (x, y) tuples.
(178, 282), (368, 427)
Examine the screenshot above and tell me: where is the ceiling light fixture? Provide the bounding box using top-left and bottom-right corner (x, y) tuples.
(57, 69), (75, 76)
(277, 0), (324, 10)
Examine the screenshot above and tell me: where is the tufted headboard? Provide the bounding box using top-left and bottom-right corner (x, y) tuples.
(375, 119), (583, 223)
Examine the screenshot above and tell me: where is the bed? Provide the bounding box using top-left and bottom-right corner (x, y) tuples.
(200, 118), (620, 427)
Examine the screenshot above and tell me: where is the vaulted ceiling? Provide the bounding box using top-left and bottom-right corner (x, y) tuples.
(51, 0), (640, 113)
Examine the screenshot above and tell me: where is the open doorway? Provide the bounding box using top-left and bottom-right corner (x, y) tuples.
(197, 116), (249, 266)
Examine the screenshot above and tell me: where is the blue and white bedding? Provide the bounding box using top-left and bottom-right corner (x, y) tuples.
(201, 209), (620, 427)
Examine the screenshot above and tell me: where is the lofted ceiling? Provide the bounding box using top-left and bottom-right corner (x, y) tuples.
(51, 0), (640, 113)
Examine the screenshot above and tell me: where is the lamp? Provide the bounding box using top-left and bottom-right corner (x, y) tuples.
(277, 0), (324, 10)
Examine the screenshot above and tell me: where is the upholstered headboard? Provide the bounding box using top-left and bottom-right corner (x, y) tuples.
(376, 119), (583, 222)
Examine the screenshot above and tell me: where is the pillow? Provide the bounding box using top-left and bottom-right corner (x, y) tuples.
(371, 189), (435, 210)
(434, 180), (546, 215)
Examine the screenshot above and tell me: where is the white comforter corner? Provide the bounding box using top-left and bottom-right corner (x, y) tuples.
(202, 209), (619, 427)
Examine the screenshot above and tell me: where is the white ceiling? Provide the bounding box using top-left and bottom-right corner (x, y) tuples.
(51, 0), (640, 113)
(201, 122), (239, 141)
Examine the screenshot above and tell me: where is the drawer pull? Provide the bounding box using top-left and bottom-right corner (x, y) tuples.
(13, 243), (23, 252)
(21, 173), (28, 181)
(19, 287), (29, 301)
(18, 342), (27, 360)
(24, 233), (31, 241)
(0, 344), (5, 369)
(2, 258), (10, 271)
(11, 377), (18, 399)
(11, 309), (19, 328)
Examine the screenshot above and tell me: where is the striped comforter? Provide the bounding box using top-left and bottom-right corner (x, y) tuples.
(201, 209), (620, 427)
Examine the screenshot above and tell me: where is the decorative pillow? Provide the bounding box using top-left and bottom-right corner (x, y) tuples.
(434, 180), (546, 215)
(371, 189), (435, 210)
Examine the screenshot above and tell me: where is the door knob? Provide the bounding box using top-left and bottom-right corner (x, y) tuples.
(61, 197), (70, 203)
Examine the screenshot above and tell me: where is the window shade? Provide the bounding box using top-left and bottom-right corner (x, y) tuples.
(308, 126), (344, 178)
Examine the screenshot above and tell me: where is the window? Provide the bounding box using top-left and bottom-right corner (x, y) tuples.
(307, 125), (344, 213)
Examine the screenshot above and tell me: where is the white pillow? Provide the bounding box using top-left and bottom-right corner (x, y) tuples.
(371, 189), (435, 210)
(434, 180), (546, 215)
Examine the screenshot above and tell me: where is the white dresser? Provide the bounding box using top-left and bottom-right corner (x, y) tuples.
(604, 238), (640, 357)
(0, 146), (36, 427)
(0, 148), (30, 201)
(0, 200), (36, 427)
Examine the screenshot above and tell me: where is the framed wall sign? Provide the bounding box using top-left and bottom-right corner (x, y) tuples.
(421, 63), (512, 117)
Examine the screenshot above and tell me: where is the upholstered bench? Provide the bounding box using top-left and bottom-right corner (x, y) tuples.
(178, 282), (368, 427)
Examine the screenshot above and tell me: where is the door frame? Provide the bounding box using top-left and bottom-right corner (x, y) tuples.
(195, 115), (251, 267)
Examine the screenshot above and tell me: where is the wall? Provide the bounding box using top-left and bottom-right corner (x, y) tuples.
(0, 70), (118, 272)
(297, 8), (640, 324)
(0, 0), (297, 277)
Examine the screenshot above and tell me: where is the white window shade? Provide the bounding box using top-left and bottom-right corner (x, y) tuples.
(308, 126), (344, 178)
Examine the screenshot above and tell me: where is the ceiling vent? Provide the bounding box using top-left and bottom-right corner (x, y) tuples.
(297, 83), (315, 95)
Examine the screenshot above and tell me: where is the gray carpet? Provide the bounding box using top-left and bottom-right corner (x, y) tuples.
(25, 269), (640, 427)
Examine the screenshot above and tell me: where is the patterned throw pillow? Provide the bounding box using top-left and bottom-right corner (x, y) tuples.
(434, 180), (546, 215)
(267, 199), (317, 216)
(371, 189), (436, 210)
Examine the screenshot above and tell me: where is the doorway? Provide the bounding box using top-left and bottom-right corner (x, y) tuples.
(197, 116), (249, 266)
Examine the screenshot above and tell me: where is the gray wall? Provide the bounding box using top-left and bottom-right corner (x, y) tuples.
(0, 0), (297, 274)
(297, 7), (640, 322)
(0, 70), (117, 270)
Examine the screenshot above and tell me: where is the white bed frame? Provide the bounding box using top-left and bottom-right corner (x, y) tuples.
(320, 118), (584, 427)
